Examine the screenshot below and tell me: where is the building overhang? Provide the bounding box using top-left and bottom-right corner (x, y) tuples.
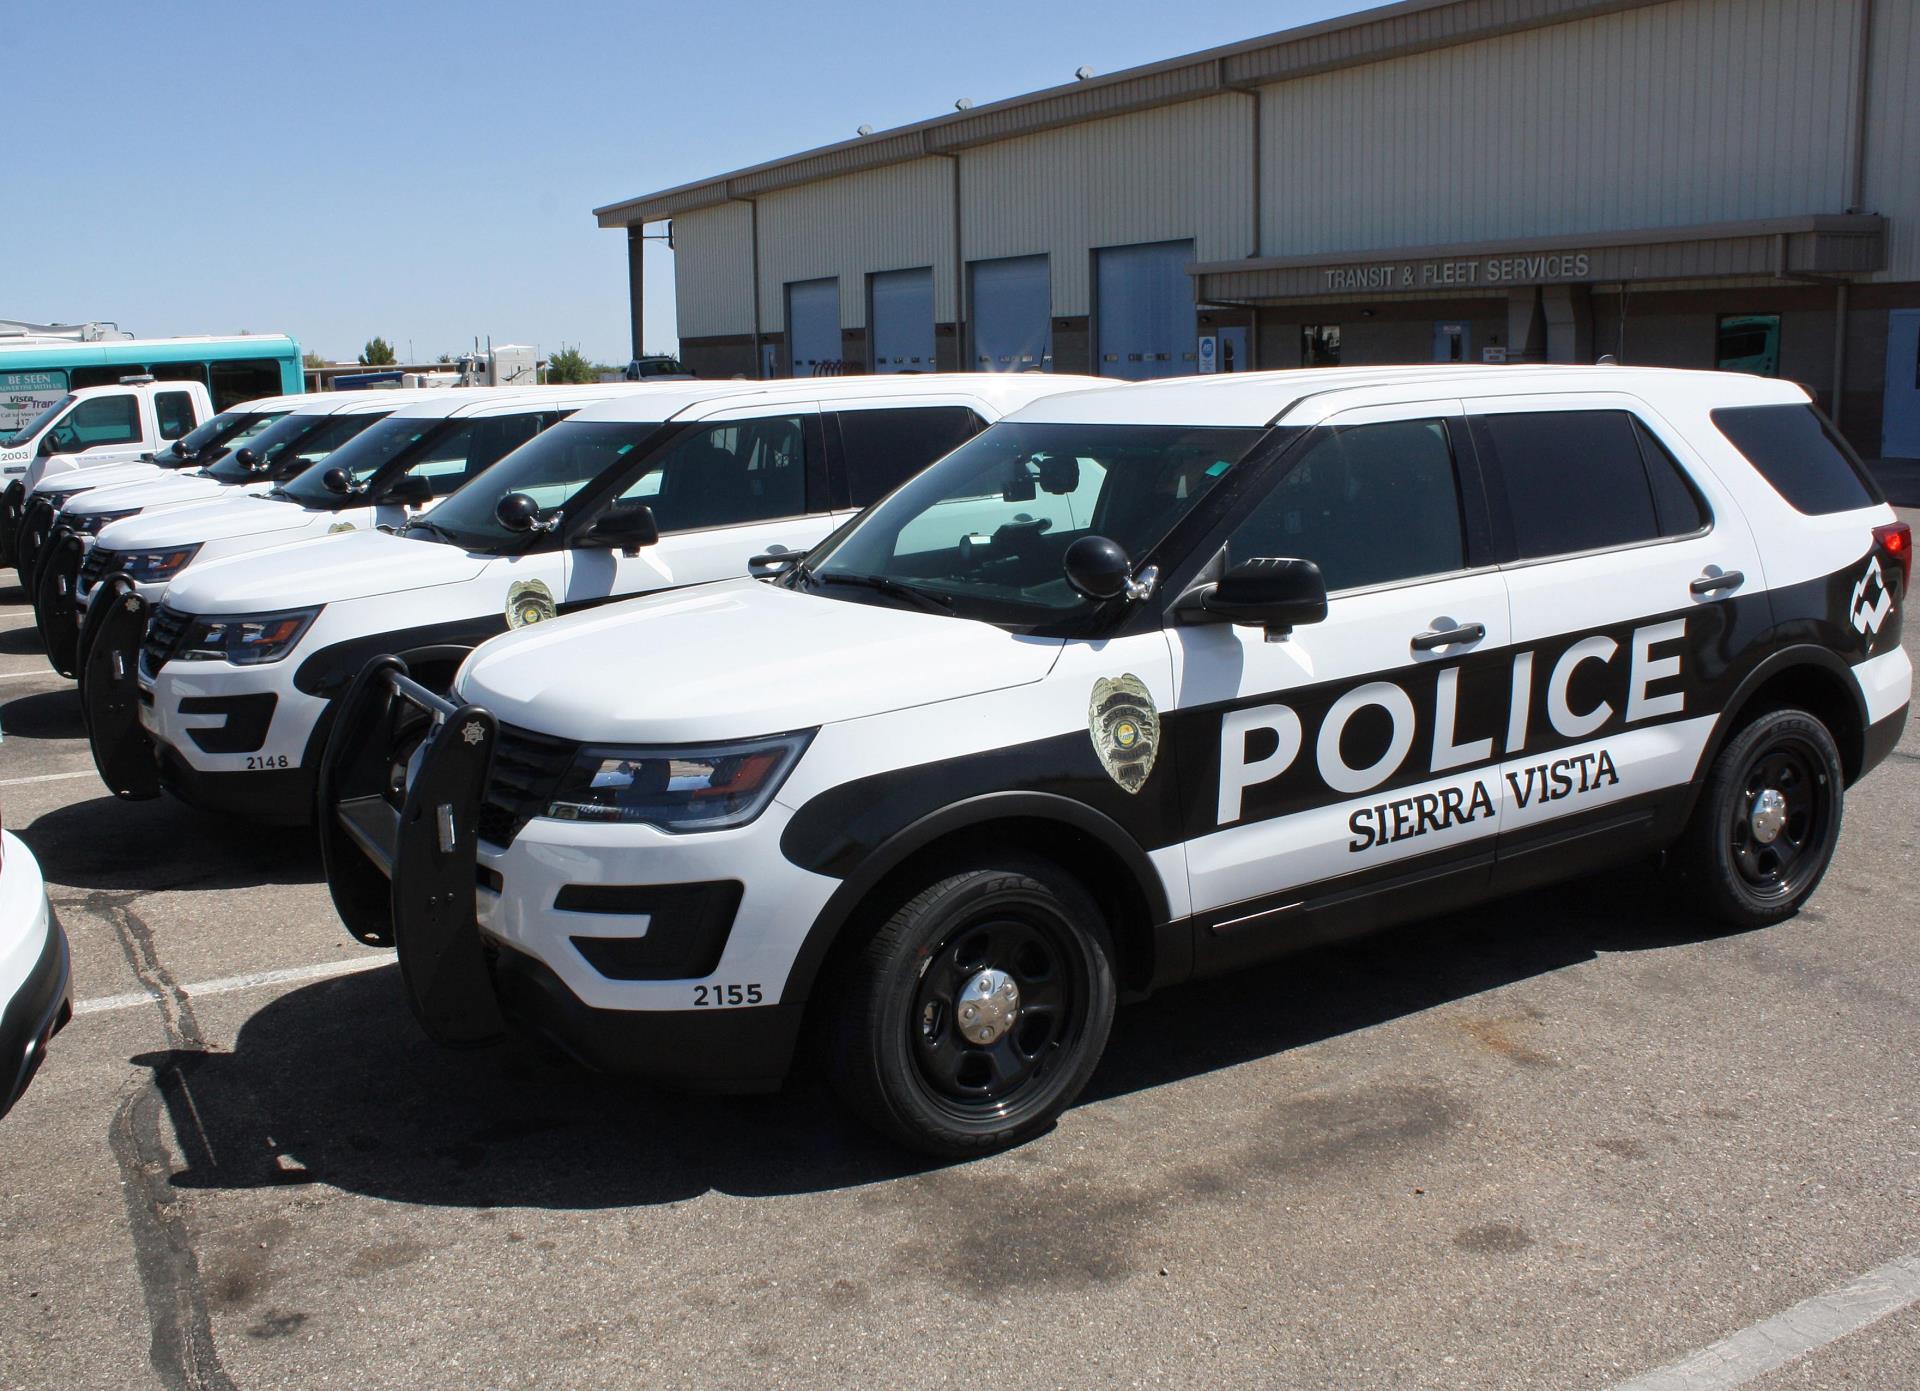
(1188, 214), (1887, 303)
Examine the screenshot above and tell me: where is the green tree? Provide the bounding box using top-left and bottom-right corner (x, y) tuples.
(301, 351), (326, 369)
(358, 336), (397, 367)
(545, 344), (598, 384)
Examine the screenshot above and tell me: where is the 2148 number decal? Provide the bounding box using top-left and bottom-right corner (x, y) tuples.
(692, 983), (763, 1007)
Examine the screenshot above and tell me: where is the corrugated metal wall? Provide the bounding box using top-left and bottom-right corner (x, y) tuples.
(753, 160), (954, 330)
(1867, 0), (1918, 283)
(670, 201), (754, 341)
(1258, 0), (1864, 256)
(958, 96), (1254, 318)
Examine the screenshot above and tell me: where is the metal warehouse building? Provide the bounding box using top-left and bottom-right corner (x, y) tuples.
(596, 0), (1920, 458)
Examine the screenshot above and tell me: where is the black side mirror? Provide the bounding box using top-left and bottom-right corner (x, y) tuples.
(588, 505), (659, 555)
(1178, 557), (1328, 638)
(236, 447), (264, 472)
(379, 473), (432, 507)
(321, 466), (354, 495)
(1063, 535), (1135, 600)
(170, 440), (188, 458)
(494, 491), (542, 531)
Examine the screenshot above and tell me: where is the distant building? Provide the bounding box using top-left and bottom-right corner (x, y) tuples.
(596, 0), (1920, 458)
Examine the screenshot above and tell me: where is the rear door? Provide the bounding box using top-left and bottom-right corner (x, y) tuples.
(1167, 400), (1513, 968)
(562, 404), (828, 608)
(1467, 394), (1768, 890)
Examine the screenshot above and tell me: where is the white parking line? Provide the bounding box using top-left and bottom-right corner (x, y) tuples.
(72, 954), (393, 1017)
(0, 769), (97, 787)
(0, 668), (65, 680)
(1611, 1253), (1920, 1390)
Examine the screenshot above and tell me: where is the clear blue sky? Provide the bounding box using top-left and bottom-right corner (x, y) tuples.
(13, 1), (1369, 366)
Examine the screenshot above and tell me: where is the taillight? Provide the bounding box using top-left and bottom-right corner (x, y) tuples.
(1874, 521), (1911, 589)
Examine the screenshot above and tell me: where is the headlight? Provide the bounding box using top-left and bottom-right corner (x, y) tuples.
(175, 606), (321, 665)
(545, 731), (812, 832)
(73, 507), (140, 535)
(120, 543), (203, 583)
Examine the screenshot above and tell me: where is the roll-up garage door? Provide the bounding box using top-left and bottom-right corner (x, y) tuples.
(1095, 240), (1196, 381)
(969, 255), (1051, 372)
(785, 278), (841, 376)
(868, 268), (935, 373)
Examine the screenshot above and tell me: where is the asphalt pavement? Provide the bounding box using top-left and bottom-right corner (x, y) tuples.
(0, 518), (1915, 1390)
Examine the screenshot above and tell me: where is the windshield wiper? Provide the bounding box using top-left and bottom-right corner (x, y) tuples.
(815, 571), (953, 614)
(401, 517), (456, 544)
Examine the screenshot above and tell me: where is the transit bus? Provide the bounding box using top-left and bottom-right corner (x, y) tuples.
(0, 335), (302, 437)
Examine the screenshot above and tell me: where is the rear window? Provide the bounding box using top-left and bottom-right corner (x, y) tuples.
(1711, 405), (1882, 515)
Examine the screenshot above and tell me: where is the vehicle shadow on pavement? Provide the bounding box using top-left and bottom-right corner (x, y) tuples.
(19, 794), (322, 893)
(138, 862), (1750, 1209)
(1, 687), (85, 740)
(0, 623), (48, 656)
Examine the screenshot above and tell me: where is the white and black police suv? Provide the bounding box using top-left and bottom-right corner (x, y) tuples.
(91, 373), (1107, 823)
(42, 385), (631, 679)
(319, 364), (1909, 1157)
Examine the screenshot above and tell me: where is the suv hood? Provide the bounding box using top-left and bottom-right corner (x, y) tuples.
(164, 528), (490, 613)
(96, 493), (316, 550)
(459, 577), (1064, 745)
(28, 461), (170, 498)
(63, 473), (231, 516)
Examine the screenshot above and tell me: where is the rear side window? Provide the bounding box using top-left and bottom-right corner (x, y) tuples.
(1478, 410), (1670, 559)
(1228, 418), (1465, 591)
(155, 390), (197, 440)
(837, 407), (980, 506)
(1711, 405), (1882, 515)
(1632, 420), (1709, 536)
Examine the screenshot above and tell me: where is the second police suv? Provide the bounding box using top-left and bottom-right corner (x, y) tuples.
(90, 374), (1106, 821)
(323, 364), (1909, 1157)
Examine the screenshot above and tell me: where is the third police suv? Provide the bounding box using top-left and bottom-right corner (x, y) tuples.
(322, 365), (1909, 1157)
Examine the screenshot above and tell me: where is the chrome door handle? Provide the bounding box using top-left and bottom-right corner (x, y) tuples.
(1411, 621), (1487, 652)
(1690, 569), (1744, 596)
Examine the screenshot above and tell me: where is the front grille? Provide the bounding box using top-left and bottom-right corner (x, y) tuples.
(79, 547), (115, 589)
(477, 723), (578, 847)
(139, 604), (192, 679)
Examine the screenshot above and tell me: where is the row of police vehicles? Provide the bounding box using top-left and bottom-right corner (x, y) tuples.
(2, 361), (1908, 1153)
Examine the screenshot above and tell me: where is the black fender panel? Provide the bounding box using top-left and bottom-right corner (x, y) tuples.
(776, 790), (1176, 1009)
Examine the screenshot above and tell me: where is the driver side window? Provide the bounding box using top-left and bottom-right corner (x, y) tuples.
(618, 416), (806, 533)
(1225, 418), (1465, 592)
(48, 394), (139, 453)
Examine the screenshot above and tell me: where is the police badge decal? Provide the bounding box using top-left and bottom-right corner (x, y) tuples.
(1089, 673), (1159, 794)
(506, 578), (556, 629)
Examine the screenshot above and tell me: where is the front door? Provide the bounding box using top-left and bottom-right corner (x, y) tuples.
(1219, 326), (1250, 373)
(1433, 322), (1471, 363)
(1465, 395), (1768, 891)
(1168, 402), (1511, 968)
(1883, 310), (1920, 458)
(562, 405), (831, 611)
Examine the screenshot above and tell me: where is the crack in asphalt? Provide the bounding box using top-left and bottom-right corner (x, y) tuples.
(100, 890), (238, 1391)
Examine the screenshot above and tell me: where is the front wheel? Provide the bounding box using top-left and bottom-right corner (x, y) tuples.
(831, 854), (1116, 1157)
(1670, 707), (1844, 927)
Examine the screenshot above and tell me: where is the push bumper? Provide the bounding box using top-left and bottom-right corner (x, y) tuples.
(0, 907), (71, 1122)
(32, 529), (85, 676)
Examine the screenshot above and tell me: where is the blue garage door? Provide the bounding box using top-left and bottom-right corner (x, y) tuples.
(969, 255), (1051, 372)
(869, 268), (935, 373)
(1095, 239), (1196, 380)
(786, 278), (841, 376)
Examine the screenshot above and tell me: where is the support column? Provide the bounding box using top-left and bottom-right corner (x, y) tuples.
(626, 226), (646, 361)
(1542, 284), (1593, 364)
(1507, 288), (1546, 362)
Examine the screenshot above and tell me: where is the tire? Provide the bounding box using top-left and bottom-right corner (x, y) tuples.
(830, 854), (1117, 1157)
(1670, 706), (1845, 927)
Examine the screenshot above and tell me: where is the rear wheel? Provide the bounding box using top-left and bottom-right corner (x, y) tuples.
(1671, 707), (1844, 927)
(831, 854), (1116, 1157)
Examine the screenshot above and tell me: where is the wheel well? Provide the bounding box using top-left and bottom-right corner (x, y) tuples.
(1723, 661), (1865, 783)
(798, 817), (1161, 1036)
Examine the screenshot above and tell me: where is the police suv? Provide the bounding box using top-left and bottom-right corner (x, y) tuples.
(320, 365), (1909, 1156)
(95, 374), (1107, 823)
(43, 386), (630, 680)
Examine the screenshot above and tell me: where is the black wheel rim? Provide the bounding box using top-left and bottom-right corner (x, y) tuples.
(1728, 735), (1831, 902)
(909, 902), (1084, 1122)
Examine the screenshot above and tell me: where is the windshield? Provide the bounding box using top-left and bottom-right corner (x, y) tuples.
(806, 422), (1264, 624)
(4, 396), (73, 447)
(167, 409), (286, 467)
(203, 410), (389, 483)
(421, 418), (665, 549)
(274, 416), (449, 505)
